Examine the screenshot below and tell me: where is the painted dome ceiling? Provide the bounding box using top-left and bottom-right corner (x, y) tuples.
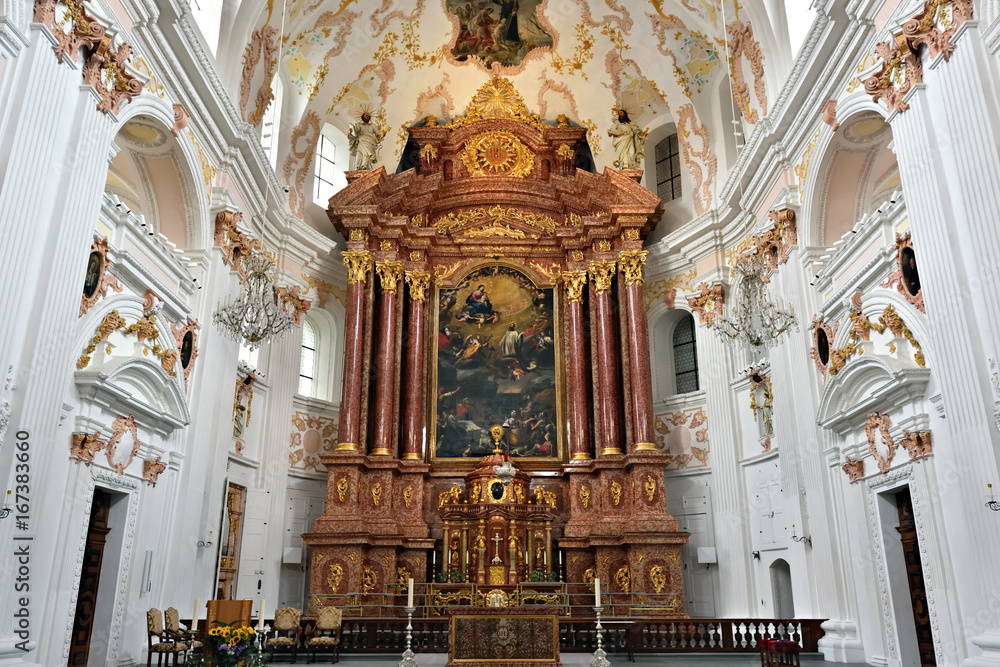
(224, 0), (781, 224)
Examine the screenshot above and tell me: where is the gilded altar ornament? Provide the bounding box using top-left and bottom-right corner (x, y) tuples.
(596, 239), (612, 252)
(375, 261), (403, 294)
(533, 486), (557, 509)
(469, 482), (481, 504)
(513, 483), (525, 504)
(650, 565), (667, 594)
(349, 229), (366, 242)
(556, 143), (575, 160)
(404, 270), (431, 302)
(589, 260), (616, 294)
(396, 566), (411, 584)
(337, 477), (348, 502)
(610, 481), (622, 506)
(403, 484), (413, 508)
(460, 130), (535, 178)
(609, 107), (648, 170)
(438, 483), (463, 508)
(419, 143), (439, 163)
(580, 484), (591, 509)
(446, 78), (547, 132)
(618, 250), (649, 286)
(371, 482), (382, 506)
(348, 110), (387, 171)
(615, 565), (632, 593)
(361, 566), (378, 594)
(562, 271), (587, 303)
(433, 205), (557, 236)
(583, 568), (596, 592)
(645, 475), (657, 502)
(342, 250), (372, 285)
(327, 563), (344, 593)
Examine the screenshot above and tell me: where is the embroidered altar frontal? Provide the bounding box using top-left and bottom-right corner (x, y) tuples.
(449, 614), (560, 665)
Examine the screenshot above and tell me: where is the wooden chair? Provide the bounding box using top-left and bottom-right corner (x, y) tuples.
(206, 599), (253, 629)
(305, 607), (342, 664)
(266, 607), (302, 663)
(146, 608), (188, 667)
(164, 607), (203, 654)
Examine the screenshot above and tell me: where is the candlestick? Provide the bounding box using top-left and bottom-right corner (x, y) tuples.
(591, 605), (610, 667)
(594, 577), (601, 608)
(400, 605), (418, 667)
(407, 578), (414, 608)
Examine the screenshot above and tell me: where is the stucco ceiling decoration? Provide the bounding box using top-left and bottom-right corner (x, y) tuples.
(247, 0), (763, 223)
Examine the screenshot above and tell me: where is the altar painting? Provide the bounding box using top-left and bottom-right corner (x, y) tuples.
(446, 0), (554, 68)
(433, 265), (559, 461)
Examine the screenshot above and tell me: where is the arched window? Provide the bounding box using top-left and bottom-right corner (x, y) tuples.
(314, 125), (349, 206)
(655, 134), (682, 202)
(672, 313), (699, 394)
(299, 319), (317, 397)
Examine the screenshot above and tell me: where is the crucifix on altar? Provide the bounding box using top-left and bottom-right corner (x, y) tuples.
(491, 532), (503, 565)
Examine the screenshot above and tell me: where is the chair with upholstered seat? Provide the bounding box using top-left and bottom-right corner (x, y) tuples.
(146, 608), (188, 667)
(266, 606), (302, 662)
(305, 607), (342, 664)
(164, 607), (203, 655)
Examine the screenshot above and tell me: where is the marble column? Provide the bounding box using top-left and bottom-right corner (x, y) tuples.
(336, 251), (372, 451)
(402, 270), (431, 460)
(589, 260), (622, 455)
(562, 270), (592, 460)
(371, 260), (403, 456)
(618, 251), (656, 451)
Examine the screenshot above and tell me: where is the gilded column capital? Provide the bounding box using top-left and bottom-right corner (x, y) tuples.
(375, 261), (404, 294)
(617, 250), (649, 286)
(342, 250), (372, 285)
(561, 271), (588, 303)
(404, 270), (432, 302)
(588, 260), (617, 294)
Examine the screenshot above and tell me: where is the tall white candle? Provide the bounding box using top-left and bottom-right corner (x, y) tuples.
(259, 599), (266, 625)
(594, 578), (601, 608)
(407, 578), (414, 608)
(192, 599), (199, 630)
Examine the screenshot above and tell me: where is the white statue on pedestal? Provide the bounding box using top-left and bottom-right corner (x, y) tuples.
(348, 111), (385, 171)
(608, 107), (648, 170)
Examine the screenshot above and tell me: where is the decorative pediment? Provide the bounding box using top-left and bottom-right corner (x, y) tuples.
(817, 355), (930, 435)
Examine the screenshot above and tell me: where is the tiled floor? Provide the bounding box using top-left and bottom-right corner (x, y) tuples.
(286, 654), (869, 666)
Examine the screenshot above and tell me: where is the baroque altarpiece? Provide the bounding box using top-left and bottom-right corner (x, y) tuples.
(303, 79), (688, 617)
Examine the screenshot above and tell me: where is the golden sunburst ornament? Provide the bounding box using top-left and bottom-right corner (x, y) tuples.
(461, 130), (535, 178)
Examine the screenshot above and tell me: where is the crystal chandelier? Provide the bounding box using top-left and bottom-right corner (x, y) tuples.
(713, 255), (798, 348)
(213, 250), (293, 350)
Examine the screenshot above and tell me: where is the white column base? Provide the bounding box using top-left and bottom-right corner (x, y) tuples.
(964, 632), (1000, 666)
(817, 620), (866, 663)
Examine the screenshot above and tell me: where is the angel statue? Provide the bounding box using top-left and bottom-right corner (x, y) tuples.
(608, 107), (648, 170)
(348, 110), (386, 171)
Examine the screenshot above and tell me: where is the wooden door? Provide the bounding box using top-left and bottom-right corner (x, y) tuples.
(895, 488), (936, 666)
(68, 489), (111, 666)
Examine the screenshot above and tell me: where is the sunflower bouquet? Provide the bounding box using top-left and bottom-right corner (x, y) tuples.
(184, 621), (267, 667)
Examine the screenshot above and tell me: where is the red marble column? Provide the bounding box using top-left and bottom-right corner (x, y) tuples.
(589, 260), (622, 456)
(371, 261), (403, 456)
(336, 251), (372, 451)
(402, 270), (431, 460)
(563, 271), (592, 461)
(619, 251), (657, 451)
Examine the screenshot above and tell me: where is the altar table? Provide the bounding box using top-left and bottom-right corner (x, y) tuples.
(447, 607), (561, 666)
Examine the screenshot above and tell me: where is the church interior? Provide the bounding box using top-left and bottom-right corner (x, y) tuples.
(1, 0), (999, 665)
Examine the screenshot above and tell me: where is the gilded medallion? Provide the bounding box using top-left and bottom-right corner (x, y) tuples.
(461, 130), (534, 178)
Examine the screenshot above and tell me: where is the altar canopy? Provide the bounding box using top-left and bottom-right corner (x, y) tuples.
(303, 78), (688, 617)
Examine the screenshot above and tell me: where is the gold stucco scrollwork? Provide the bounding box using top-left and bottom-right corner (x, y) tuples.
(342, 251), (372, 286)
(403, 484), (413, 508)
(618, 250), (649, 286)
(405, 270), (431, 302)
(438, 483), (463, 508)
(327, 563), (344, 593)
(579, 485), (591, 509)
(589, 260), (616, 294)
(337, 477), (348, 502)
(375, 261), (403, 294)
(615, 565), (631, 593)
(371, 482), (382, 506)
(396, 566), (411, 584)
(650, 565), (667, 594)
(533, 486), (557, 509)
(645, 475), (657, 502)
(562, 271), (587, 303)
(361, 566), (378, 594)
(610, 481), (622, 506)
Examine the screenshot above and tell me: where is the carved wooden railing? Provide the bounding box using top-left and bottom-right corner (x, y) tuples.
(336, 617), (825, 654)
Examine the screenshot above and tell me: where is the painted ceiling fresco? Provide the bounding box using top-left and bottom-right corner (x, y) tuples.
(232, 0), (772, 220)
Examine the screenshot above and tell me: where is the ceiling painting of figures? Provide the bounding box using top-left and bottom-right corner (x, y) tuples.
(446, 0), (554, 68)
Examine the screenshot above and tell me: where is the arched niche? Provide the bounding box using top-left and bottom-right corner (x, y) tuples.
(769, 558), (795, 618)
(105, 113), (210, 250)
(651, 308), (700, 401)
